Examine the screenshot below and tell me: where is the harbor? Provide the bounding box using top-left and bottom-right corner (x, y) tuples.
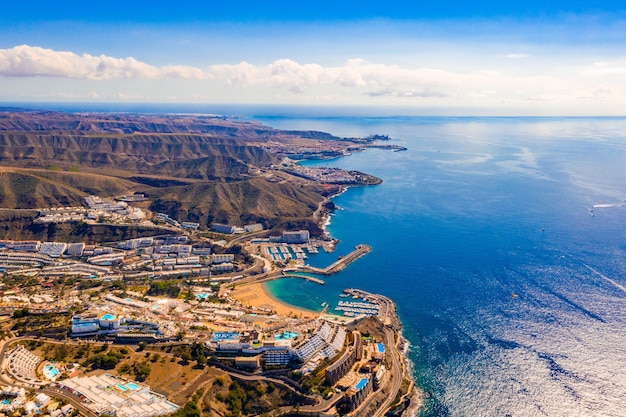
(300, 244), (372, 275)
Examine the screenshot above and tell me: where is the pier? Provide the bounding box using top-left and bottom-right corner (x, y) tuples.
(283, 274), (325, 285)
(301, 244), (371, 275)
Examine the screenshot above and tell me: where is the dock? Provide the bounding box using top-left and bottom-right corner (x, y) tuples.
(283, 274), (325, 285)
(301, 244), (371, 275)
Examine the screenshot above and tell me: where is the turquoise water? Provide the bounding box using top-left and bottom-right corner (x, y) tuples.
(101, 313), (116, 320)
(43, 365), (59, 379)
(275, 331), (299, 340)
(115, 383), (128, 391)
(211, 331), (240, 342)
(2, 399), (11, 405)
(126, 382), (140, 390)
(260, 116), (626, 417)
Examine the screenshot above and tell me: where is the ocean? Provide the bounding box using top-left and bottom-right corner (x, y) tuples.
(256, 115), (626, 417)
(7, 103), (626, 416)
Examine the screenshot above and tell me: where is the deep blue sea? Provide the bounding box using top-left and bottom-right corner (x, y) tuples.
(256, 115), (626, 417)
(7, 103), (626, 416)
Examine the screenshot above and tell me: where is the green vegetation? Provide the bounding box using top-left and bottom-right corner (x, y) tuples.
(147, 281), (181, 298)
(83, 346), (128, 370)
(170, 401), (200, 417)
(12, 311), (70, 334)
(133, 361), (151, 381)
(209, 379), (313, 417)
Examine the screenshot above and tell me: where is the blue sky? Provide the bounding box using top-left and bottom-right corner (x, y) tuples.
(2, 1), (626, 114)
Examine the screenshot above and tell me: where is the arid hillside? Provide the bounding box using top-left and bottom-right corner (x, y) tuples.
(0, 110), (343, 238)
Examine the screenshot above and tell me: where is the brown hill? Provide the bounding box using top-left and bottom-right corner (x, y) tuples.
(0, 110), (341, 239)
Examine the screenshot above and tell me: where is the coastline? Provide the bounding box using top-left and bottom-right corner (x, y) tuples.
(311, 169), (423, 416)
(230, 281), (319, 319)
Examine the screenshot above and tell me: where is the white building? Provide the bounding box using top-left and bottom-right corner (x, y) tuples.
(211, 262), (234, 273)
(57, 374), (179, 417)
(282, 230), (310, 244)
(244, 223), (264, 233)
(211, 223), (236, 234)
(212, 254), (235, 264)
(66, 242), (85, 256)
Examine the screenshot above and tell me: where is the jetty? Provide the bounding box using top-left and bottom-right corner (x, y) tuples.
(283, 274), (325, 285)
(301, 244), (372, 275)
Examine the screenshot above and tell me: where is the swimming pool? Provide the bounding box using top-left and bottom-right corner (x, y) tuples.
(376, 343), (385, 353)
(126, 382), (140, 390)
(2, 399), (11, 405)
(211, 332), (240, 342)
(355, 378), (368, 391)
(101, 313), (116, 321)
(275, 331), (299, 340)
(115, 383), (128, 391)
(43, 365), (60, 380)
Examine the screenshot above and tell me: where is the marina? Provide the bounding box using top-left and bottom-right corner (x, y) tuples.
(334, 299), (380, 316)
(265, 244), (309, 262)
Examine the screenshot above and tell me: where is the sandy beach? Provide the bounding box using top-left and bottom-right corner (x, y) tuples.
(230, 282), (318, 319)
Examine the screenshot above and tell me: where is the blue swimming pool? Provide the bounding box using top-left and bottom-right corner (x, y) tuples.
(211, 332), (239, 342)
(101, 313), (116, 321)
(376, 343), (385, 353)
(125, 382), (140, 390)
(275, 331), (299, 340)
(2, 399), (11, 405)
(355, 378), (368, 391)
(115, 383), (128, 391)
(43, 365), (59, 379)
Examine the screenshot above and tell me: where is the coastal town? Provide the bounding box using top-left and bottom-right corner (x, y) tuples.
(0, 197), (416, 417)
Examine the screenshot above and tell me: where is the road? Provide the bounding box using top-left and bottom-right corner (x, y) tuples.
(41, 387), (99, 417)
(372, 328), (403, 417)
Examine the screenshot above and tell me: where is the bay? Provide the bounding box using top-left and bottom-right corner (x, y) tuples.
(258, 115), (626, 417)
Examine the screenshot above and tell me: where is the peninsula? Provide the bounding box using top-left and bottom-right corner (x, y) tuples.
(0, 108), (419, 417)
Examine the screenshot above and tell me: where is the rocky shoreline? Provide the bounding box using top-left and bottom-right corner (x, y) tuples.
(313, 184), (423, 416)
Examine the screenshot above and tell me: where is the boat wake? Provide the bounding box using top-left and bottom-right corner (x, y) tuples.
(584, 264), (626, 295)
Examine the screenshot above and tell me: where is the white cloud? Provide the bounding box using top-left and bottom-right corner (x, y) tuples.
(210, 58), (465, 95)
(0, 45), (210, 80)
(2, 44), (626, 114)
(500, 53), (530, 59)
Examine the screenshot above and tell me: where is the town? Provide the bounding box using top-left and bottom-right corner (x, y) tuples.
(0, 198), (415, 417)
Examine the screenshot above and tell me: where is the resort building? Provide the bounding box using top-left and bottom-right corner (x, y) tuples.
(88, 252), (126, 265)
(344, 376), (373, 411)
(0, 251), (55, 266)
(244, 223), (264, 233)
(55, 374), (179, 417)
(235, 355), (261, 369)
(211, 223), (236, 234)
(212, 254), (235, 264)
(181, 222), (200, 230)
(39, 242), (68, 257)
(325, 331), (360, 385)
(262, 349), (292, 366)
(66, 242), (85, 256)
(9, 240), (42, 252)
(281, 230), (310, 244)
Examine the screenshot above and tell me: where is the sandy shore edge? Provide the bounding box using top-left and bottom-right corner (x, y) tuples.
(230, 281), (319, 319)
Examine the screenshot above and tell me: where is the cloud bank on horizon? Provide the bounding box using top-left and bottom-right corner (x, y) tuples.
(2, 44), (623, 115)
(1, 1), (626, 115)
